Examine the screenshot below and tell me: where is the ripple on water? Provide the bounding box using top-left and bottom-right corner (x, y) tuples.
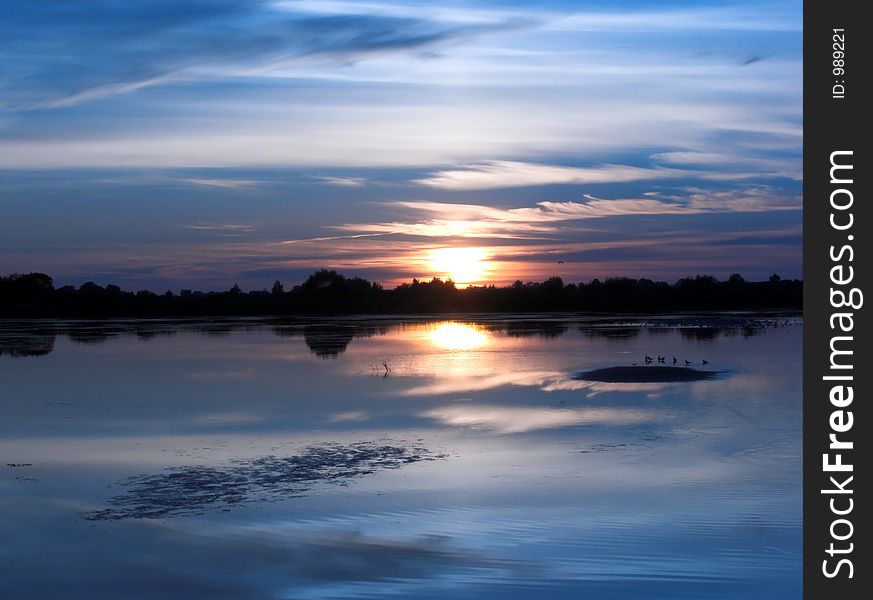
(86, 441), (446, 520)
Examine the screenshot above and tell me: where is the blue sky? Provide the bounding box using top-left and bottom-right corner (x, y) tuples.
(0, 0), (801, 290)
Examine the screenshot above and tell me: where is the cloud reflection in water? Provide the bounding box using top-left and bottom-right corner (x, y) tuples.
(421, 405), (658, 434)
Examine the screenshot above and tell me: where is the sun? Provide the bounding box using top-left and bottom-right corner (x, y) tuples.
(429, 247), (489, 286)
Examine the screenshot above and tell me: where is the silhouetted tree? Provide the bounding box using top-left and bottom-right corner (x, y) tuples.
(0, 270), (802, 317)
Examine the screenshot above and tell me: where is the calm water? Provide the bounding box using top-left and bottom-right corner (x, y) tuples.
(0, 315), (801, 599)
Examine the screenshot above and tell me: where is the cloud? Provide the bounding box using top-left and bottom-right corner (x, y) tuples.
(278, 0), (536, 24)
(183, 222), (257, 233)
(1, 1), (526, 111)
(181, 178), (262, 189)
(650, 152), (801, 180)
(684, 187), (800, 212)
(415, 161), (687, 190)
(0, 1), (800, 173)
(331, 195), (693, 239)
(550, 6), (801, 33)
(329, 189), (800, 240)
(315, 176), (368, 187)
(416, 154), (802, 191)
(280, 231), (400, 244)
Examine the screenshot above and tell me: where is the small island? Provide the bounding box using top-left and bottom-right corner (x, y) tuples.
(573, 366), (722, 383)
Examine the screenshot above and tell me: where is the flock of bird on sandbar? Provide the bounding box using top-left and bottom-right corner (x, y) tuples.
(632, 354), (709, 366)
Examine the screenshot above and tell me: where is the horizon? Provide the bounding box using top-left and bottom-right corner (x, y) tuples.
(2, 268), (799, 295)
(1, 1), (802, 291)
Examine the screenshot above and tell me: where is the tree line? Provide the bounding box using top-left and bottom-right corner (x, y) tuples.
(0, 270), (801, 317)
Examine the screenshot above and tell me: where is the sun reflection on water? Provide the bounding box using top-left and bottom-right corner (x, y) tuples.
(427, 322), (489, 351)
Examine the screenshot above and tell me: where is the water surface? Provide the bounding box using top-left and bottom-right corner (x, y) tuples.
(0, 314), (801, 598)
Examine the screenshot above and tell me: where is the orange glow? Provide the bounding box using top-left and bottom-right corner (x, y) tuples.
(427, 322), (489, 351)
(428, 247), (490, 286)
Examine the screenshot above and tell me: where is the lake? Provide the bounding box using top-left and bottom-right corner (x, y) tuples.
(0, 314), (801, 599)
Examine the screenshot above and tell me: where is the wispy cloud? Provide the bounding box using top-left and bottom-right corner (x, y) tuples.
(183, 222), (257, 233)
(280, 232), (399, 244)
(550, 6), (800, 33)
(181, 178), (262, 189)
(415, 161), (687, 190)
(1, 1), (526, 111)
(650, 152), (801, 180)
(330, 189), (800, 240)
(416, 155), (801, 191)
(0, 1), (800, 170)
(315, 176), (368, 187)
(685, 187), (800, 212)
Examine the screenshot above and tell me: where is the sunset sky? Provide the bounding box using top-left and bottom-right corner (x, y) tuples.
(0, 0), (802, 290)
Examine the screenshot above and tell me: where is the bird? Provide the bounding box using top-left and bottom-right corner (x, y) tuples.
(702, 359), (709, 365)
(645, 354), (653, 364)
(657, 355), (665, 363)
(557, 260), (564, 264)
(685, 359), (692, 365)
(672, 356), (677, 365)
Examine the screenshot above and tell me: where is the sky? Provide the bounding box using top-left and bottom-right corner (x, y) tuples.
(0, 0), (802, 291)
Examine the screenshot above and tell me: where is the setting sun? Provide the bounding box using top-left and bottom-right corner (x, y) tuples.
(429, 247), (490, 286)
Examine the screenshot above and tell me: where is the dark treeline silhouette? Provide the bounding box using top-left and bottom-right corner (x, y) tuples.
(1, 270), (801, 318)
